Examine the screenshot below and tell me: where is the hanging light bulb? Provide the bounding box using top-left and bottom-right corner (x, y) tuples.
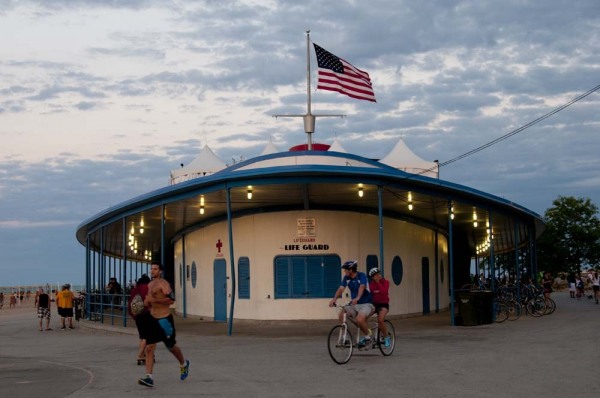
(139, 219), (144, 234)
(358, 183), (364, 198)
(473, 210), (478, 227)
(450, 206), (455, 220)
(200, 206), (205, 215)
(408, 192), (413, 210)
(247, 186), (253, 200)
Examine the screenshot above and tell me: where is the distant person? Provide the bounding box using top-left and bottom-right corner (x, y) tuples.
(56, 284), (75, 329)
(0, 292), (4, 309)
(567, 273), (576, 298)
(541, 271), (554, 304)
(10, 293), (17, 308)
(37, 288), (52, 331)
(589, 271), (600, 304)
(138, 263), (189, 388)
(107, 277), (123, 305)
(128, 274), (151, 365)
(34, 289), (40, 307)
(575, 274), (585, 300)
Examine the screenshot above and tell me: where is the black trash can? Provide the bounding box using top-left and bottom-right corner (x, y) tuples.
(474, 291), (494, 325)
(457, 291), (478, 326)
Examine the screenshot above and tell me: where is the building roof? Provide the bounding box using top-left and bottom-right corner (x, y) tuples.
(77, 150), (544, 261)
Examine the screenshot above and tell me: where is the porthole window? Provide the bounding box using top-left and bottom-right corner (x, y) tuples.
(391, 255), (403, 286)
(191, 261), (197, 288)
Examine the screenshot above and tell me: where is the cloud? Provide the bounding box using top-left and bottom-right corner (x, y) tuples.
(1, 0), (600, 285)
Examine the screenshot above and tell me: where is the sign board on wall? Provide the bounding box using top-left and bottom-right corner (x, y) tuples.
(297, 217), (316, 237)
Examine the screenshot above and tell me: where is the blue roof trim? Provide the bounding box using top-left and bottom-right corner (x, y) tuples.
(77, 151), (543, 236)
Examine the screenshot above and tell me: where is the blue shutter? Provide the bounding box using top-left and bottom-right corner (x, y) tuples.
(306, 257), (323, 297)
(275, 257), (290, 298)
(323, 255), (341, 297)
(238, 257), (250, 299)
(291, 257), (306, 297)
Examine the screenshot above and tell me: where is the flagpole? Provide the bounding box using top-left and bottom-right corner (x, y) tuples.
(273, 31), (344, 150)
(305, 30), (314, 150)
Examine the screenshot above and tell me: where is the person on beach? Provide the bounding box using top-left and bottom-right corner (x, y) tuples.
(0, 292), (4, 309)
(567, 272), (576, 298)
(575, 274), (585, 300)
(10, 293), (17, 308)
(589, 270), (600, 304)
(37, 288), (52, 331)
(56, 284), (75, 329)
(137, 263), (189, 388)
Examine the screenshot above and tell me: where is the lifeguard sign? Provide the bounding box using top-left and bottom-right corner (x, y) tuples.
(297, 217), (316, 237)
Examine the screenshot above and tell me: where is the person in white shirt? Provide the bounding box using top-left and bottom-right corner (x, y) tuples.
(589, 271), (599, 304)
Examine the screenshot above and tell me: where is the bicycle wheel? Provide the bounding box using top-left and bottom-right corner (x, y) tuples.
(506, 301), (521, 321)
(378, 320), (395, 356)
(494, 302), (508, 323)
(327, 325), (353, 364)
(526, 298), (544, 317)
(544, 298), (556, 315)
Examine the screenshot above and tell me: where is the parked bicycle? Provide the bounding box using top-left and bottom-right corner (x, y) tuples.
(327, 303), (395, 365)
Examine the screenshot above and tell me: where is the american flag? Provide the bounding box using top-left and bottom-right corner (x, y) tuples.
(313, 43), (376, 102)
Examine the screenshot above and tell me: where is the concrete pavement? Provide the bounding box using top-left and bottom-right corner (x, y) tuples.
(0, 291), (598, 397)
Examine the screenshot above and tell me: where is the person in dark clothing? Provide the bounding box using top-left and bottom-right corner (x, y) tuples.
(129, 274), (151, 365)
(37, 287), (52, 331)
(107, 277), (123, 305)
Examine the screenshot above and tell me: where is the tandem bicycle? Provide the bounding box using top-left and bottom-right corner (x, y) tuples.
(327, 303), (395, 365)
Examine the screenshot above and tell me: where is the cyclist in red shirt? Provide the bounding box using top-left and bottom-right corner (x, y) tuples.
(368, 268), (391, 347)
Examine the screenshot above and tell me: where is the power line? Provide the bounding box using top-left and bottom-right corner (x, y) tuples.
(438, 84), (600, 168)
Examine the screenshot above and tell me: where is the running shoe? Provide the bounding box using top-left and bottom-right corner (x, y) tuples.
(180, 359), (190, 381)
(384, 336), (391, 348)
(357, 336), (371, 348)
(138, 376), (154, 387)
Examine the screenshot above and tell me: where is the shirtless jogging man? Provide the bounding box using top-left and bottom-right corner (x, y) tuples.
(138, 262), (190, 388)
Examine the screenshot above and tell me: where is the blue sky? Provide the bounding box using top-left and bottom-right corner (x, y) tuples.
(1, 0), (600, 286)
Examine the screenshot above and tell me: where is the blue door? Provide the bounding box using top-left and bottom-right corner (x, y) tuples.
(213, 259), (227, 322)
(422, 257), (430, 315)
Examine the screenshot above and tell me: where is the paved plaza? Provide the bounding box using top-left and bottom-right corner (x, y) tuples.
(0, 291), (598, 397)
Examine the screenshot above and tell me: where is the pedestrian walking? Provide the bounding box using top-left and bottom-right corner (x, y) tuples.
(37, 288), (52, 331)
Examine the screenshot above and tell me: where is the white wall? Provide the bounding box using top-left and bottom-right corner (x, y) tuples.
(174, 210), (449, 320)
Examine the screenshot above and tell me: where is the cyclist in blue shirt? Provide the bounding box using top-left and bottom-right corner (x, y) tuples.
(329, 260), (375, 346)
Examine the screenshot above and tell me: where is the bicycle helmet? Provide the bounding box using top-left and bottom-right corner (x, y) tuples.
(368, 267), (380, 277)
(341, 260), (358, 271)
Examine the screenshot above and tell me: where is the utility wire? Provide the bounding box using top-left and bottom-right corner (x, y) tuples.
(438, 83), (600, 168)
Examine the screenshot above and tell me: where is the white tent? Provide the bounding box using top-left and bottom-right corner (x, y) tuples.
(380, 138), (439, 178)
(260, 139), (281, 156)
(170, 145), (227, 185)
(327, 137), (348, 153)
